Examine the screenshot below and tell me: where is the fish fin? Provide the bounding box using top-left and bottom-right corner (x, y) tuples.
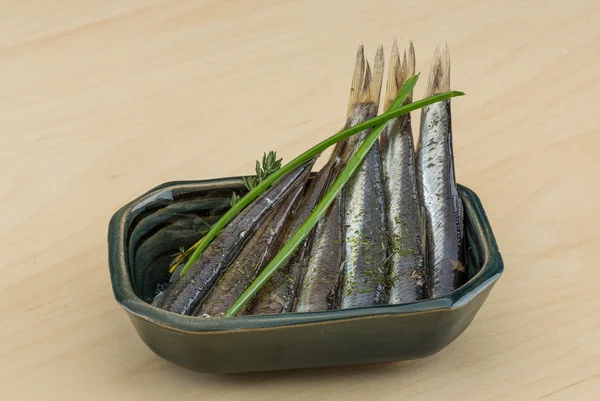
(348, 44), (384, 116)
(384, 39), (401, 111)
(364, 44), (385, 108)
(419, 206), (430, 296)
(361, 59), (373, 103)
(404, 41), (416, 103)
(424, 43), (450, 97)
(347, 43), (366, 116)
(396, 48), (407, 103)
(385, 40), (416, 108)
(407, 41), (416, 79)
(400, 48), (407, 88)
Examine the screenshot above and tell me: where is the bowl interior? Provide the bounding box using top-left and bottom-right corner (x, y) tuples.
(126, 185), (240, 301)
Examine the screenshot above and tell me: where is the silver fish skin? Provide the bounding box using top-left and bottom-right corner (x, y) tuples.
(291, 138), (349, 313)
(294, 194), (344, 312)
(154, 159), (315, 314)
(294, 44), (384, 312)
(416, 44), (466, 298)
(197, 180), (305, 317)
(339, 45), (388, 310)
(288, 141), (348, 314)
(379, 41), (426, 304)
(247, 158), (337, 315)
(339, 129), (388, 309)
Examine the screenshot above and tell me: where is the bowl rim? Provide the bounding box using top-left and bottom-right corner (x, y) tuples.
(108, 178), (503, 333)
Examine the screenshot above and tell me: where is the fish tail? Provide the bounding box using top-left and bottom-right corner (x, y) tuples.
(384, 39), (401, 111)
(405, 41), (416, 103)
(347, 43), (366, 117)
(347, 43), (385, 118)
(365, 44), (385, 108)
(385, 40), (417, 109)
(424, 43), (450, 97)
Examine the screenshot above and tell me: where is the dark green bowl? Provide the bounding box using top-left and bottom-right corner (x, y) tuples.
(108, 177), (503, 373)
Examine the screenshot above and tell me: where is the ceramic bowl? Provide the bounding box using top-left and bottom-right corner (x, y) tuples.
(108, 176), (503, 373)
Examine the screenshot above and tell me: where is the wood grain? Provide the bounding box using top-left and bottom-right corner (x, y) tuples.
(1, 1), (599, 400)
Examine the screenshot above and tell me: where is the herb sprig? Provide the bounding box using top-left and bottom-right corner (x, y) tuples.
(232, 151), (283, 206)
(168, 236), (207, 274)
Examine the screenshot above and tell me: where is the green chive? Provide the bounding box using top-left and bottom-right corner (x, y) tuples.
(180, 73), (463, 277)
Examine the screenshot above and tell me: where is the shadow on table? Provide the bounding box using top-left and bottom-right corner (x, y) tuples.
(213, 360), (420, 383)
(153, 356), (431, 386)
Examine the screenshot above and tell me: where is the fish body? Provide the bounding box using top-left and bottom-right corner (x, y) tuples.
(294, 195), (343, 312)
(198, 180), (305, 317)
(339, 130), (388, 308)
(295, 44), (385, 312)
(292, 135), (356, 313)
(416, 45), (466, 298)
(154, 160), (314, 314)
(338, 45), (388, 309)
(379, 41), (426, 304)
(247, 158), (337, 315)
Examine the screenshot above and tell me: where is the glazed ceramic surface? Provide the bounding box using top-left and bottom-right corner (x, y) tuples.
(108, 176), (503, 373)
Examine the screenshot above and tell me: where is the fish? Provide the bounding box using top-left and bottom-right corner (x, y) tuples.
(295, 44), (386, 312)
(379, 41), (427, 304)
(246, 157), (339, 315)
(197, 178), (305, 317)
(415, 44), (466, 298)
(294, 194), (344, 312)
(292, 45), (373, 313)
(245, 46), (374, 315)
(338, 44), (388, 310)
(153, 159), (315, 314)
(248, 53), (379, 315)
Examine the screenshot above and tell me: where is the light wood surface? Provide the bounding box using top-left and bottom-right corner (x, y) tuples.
(2, 1), (599, 400)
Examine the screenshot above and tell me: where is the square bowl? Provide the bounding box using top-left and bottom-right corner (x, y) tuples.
(108, 176), (503, 373)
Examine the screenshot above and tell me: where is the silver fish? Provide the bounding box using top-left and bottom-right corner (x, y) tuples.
(294, 195), (344, 312)
(416, 44), (466, 298)
(379, 41), (427, 304)
(338, 45), (388, 310)
(247, 157), (338, 315)
(154, 159), (315, 314)
(246, 68), (358, 315)
(197, 179), (305, 317)
(296, 44), (384, 312)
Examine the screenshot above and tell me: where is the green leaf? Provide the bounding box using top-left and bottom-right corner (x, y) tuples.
(242, 176), (257, 191)
(231, 192), (241, 207)
(255, 161), (262, 178)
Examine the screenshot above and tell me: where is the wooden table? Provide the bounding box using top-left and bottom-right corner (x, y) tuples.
(2, 1), (599, 400)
